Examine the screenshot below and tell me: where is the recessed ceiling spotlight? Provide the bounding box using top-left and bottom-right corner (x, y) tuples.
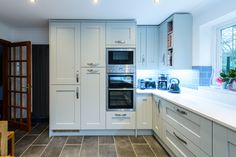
(30, 0), (36, 3)
(93, 0), (99, 4)
(154, 0), (160, 4)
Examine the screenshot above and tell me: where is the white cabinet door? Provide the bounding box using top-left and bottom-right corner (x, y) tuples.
(81, 23), (105, 67)
(106, 22), (136, 47)
(50, 22), (80, 84)
(136, 26), (146, 69)
(136, 94), (152, 129)
(213, 123), (236, 157)
(152, 96), (163, 139)
(50, 85), (80, 130)
(136, 26), (159, 70)
(146, 26), (159, 69)
(81, 68), (106, 129)
(159, 22), (167, 70)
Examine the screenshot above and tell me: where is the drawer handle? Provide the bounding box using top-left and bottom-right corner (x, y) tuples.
(115, 113), (127, 117)
(173, 132), (187, 145)
(115, 40), (126, 44)
(76, 73), (79, 83)
(176, 108), (187, 115)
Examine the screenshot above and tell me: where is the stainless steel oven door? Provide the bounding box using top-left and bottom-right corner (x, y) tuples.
(107, 89), (135, 111)
(108, 74), (134, 88)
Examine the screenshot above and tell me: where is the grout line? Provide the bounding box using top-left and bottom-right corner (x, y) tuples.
(98, 136), (99, 157)
(58, 136), (68, 157)
(128, 136), (138, 157)
(113, 136), (119, 157)
(65, 143), (82, 146)
(19, 125), (48, 157)
(15, 123), (39, 144)
(77, 136), (84, 157)
(143, 136), (158, 157)
(31, 126), (49, 146)
(39, 136), (54, 157)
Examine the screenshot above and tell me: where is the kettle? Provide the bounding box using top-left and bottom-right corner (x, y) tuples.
(168, 78), (180, 93)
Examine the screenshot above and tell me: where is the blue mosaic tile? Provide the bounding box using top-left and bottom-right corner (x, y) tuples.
(192, 66), (212, 86)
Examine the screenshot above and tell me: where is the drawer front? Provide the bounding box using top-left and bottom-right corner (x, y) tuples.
(106, 112), (135, 129)
(163, 99), (212, 156)
(164, 123), (210, 157)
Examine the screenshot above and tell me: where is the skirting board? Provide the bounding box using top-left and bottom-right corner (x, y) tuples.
(49, 129), (153, 137)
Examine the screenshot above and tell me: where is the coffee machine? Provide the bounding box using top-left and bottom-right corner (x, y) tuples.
(157, 74), (168, 90)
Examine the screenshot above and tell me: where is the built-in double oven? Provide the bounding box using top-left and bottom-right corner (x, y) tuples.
(106, 48), (136, 111)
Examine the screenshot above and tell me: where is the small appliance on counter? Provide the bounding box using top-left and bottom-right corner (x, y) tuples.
(137, 78), (156, 89)
(168, 78), (180, 93)
(145, 78), (156, 89)
(157, 74), (168, 90)
(137, 79), (146, 89)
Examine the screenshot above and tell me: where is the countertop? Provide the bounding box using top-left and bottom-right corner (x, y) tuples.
(136, 88), (236, 132)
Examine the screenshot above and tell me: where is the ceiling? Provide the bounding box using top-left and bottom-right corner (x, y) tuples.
(0, 0), (216, 28)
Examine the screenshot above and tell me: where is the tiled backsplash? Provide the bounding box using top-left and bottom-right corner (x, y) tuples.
(192, 66), (212, 86)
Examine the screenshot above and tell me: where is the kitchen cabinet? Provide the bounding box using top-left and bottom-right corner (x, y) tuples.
(136, 26), (159, 70)
(162, 99), (212, 156)
(50, 22), (80, 84)
(81, 68), (106, 129)
(159, 13), (192, 69)
(213, 123), (236, 157)
(106, 21), (136, 47)
(81, 22), (105, 67)
(106, 112), (135, 129)
(50, 85), (80, 130)
(163, 122), (210, 157)
(152, 96), (164, 140)
(136, 94), (152, 129)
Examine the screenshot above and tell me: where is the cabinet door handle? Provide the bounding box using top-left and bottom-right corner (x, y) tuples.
(158, 100), (161, 113)
(76, 87), (79, 99)
(115, 40), (126, 44)
(76, 73), (79, 83)
(173, 132), (187, 145)
(176, 108), (187, 115)
(142, 98), (147, 101)
(142, 55), (145, 64)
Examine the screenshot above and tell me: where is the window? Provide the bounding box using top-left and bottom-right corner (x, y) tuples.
(220, 25), (236, 72)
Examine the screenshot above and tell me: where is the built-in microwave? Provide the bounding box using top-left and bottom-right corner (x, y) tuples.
(107, 48), (135, 65)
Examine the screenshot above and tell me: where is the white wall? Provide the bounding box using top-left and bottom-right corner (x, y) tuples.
(13, 27), (49, 44)
(0, 21), (13, 41)
(192, 0), (236, 66)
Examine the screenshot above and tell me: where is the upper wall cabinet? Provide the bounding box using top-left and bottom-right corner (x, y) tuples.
(136, 26), (159, 69)
(106, 21), (136, 47)
(159, 13), (192, 69)
(50, 22), (80, 85)
(81, 23), (105, 67)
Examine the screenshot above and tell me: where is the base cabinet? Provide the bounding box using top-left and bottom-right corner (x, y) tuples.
(136, 94), (152, 129)
(81, 68), (106, 129)
(152, 96), (164, 140)
(213, 123), (236, 157)
(106, 112), (135, 129)
(50, 85), (80, 130)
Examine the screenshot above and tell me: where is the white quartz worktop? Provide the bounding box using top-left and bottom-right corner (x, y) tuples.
(137, 88), (236, 132)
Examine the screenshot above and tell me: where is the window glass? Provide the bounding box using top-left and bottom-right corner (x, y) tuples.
(220, 25), (236, 71)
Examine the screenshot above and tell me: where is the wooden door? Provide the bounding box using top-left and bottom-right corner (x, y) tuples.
(7, 41), (32, 131)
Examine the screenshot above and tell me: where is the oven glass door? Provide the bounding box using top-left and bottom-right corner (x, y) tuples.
(108, 75), (134, 88)
(108, 50), (133, 64)
(108, 90), (134, 110)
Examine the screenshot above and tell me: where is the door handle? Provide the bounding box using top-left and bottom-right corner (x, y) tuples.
(76, 73), (79, 83)
(76, 87), (79, 99)
(176, 108), (187, 115)
(173, 132), (187, 145)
